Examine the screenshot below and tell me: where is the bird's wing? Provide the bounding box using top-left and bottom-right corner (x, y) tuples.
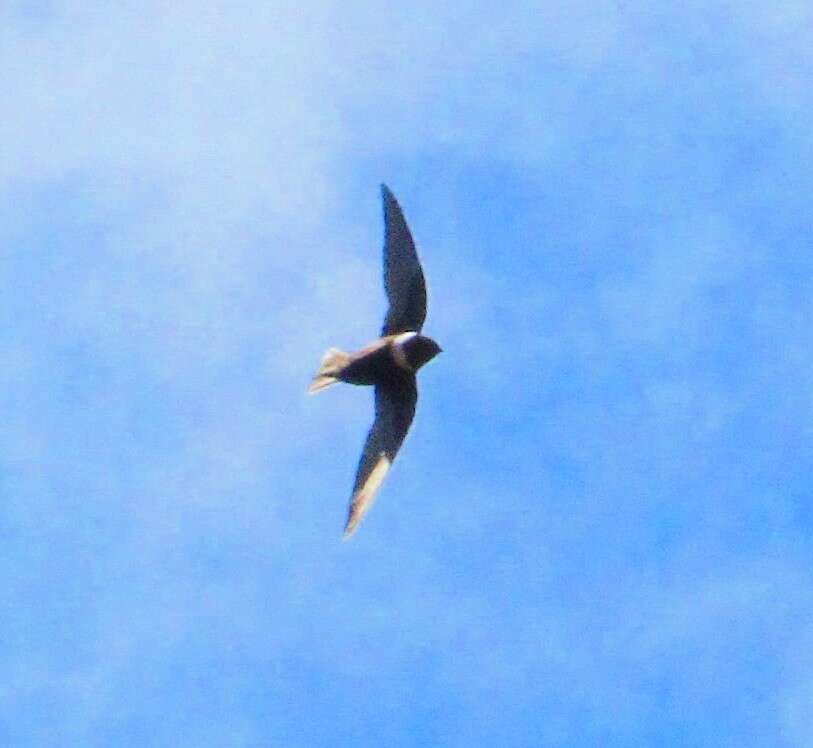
(380, 185), (427, 335)
(343, 375), (418, 538)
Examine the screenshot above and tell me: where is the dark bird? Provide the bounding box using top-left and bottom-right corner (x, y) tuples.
(309, 185), (442, 538)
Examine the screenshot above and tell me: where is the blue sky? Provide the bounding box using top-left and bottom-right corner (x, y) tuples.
(2, 2), (813, 745)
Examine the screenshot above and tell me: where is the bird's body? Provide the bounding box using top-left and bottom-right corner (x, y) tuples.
(309, 332), (441, 391)
(309, 186), (441, 538)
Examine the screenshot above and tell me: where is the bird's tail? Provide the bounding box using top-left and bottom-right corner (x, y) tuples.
(308, 347), (350, 394)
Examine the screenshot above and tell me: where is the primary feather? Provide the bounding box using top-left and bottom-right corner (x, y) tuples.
(381, 184), (427, 336)
(343, 376), (417, 538)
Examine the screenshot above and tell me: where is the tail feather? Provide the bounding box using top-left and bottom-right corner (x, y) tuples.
(308, 347), (350, 394)
(308, 374), (339, 394)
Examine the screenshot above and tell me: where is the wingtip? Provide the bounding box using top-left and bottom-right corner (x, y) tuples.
(342, 514), (359, 541)
(343, 498), (365, 539)
(340, 455), (391, 540)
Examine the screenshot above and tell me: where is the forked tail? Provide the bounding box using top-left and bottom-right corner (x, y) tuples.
(308, 347), (350, 394)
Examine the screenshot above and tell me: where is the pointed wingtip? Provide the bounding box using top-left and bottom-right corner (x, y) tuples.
(342, 499), (365, 539)
(340, 455), (391, 541)
(342, 513), (360, 541)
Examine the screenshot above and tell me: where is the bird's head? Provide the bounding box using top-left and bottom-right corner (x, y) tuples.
(399, 333), (442, 371)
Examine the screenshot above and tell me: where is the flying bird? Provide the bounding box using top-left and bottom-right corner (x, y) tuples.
(309, 185), (442, 538)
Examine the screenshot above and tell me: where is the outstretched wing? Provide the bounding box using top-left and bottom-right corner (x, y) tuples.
(343, 375), (418, 538)
(381, 185), (427, 335)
